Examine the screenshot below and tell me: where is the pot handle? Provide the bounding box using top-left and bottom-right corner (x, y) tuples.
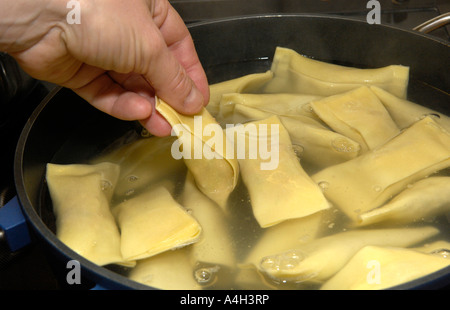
(413, 12), (450, 34)
(0, 195), (32, 252)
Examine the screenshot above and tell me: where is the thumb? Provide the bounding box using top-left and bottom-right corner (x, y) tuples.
(140, 25), (207, 116)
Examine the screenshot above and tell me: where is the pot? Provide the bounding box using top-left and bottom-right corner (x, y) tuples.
(1, 14), (449, 290)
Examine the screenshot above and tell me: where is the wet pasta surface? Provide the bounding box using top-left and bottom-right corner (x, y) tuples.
(46, 47), (450, 290)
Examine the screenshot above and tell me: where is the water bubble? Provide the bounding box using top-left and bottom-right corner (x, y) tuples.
(301, 103), (314, 114)
(298, 234), (312, 243)
(292, 144), (305, 157)
(318, 181), (329, 191)
(430, 249), (450, 259)
(125, 189), (135, 196)
(260, 250), (304, 271)
(101, 180), (112, 191)
(372, 185), (382, 192)
(331, 138), (358, 153)
(127, 175), (139, 182)
(194, 266), (220, 285)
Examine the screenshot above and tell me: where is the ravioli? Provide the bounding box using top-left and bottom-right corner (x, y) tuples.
(310, 86), (400, 152)
(46, 162), (127, 266)
(91, 135), (185, 200)
(357, 176), (450, 226)
(207, 71), (274, 115)
(219, 97), (361, 172)
(321, 245), (450, 290)
(155, 97), (239, 209)
(128, 247), (202, 290)
(242, 212), (324, 268)
(312, 116), (450, 222)
(226, 116), (330, 227)
(370, 86), (450, 132)
(216, 92), (324, 125)
(181, 173), (235, 267)
(261, 47), (409, 98)
(112, 185), (202, 262)
(259, 226), (439, 283)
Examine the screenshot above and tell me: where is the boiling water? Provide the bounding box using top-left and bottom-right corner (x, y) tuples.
(44, 62), (450, 289)
(93, 123), (450, 290)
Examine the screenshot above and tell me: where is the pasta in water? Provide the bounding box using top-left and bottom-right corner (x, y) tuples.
(260, 47), (410, 98)
(181, 173), (235, 268)
(207, 71), (274, 115)
(357, 176), (450, 226)
(46, 162), (127, 266)
(258, 226), (439, 283)
(46, 46), (450, 290)
(215, 92), (324, 124)
(241, 212), (324, 268)
(128, 247), (202, 290)
(112, 185), (202, 262)
(310, 86), (401, 152)
(225, 116), (330, 227)
(370, 86), (450, 132)
(91, 135), (185, 201)
(312, 116), (450, 222)
(321, 245), (450, 290)
(155, 97), (239, 209)
(218, 93), (361, 172)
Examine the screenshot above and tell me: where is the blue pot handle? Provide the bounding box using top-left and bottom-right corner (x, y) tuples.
(0, 196), (32, 252)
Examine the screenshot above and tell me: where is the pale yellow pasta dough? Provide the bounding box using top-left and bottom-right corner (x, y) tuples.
(112, 185), (202, 262)
(155, 97), (239, 209)
(216, 92), (324, 125)
(412, 240), (450, 257)
(207, 71), (274, 115)
(312, 116), (450, 222)
(261, 47), (409, 98)
(242, 212), (324, 268)
(320, 245), (450, 290)
(370, 86), (450, 132)
(226, 116), (330, 227)
(357, 176), (450, 226)
(91, 135), (185, 200)
(219, 99), (361, 172)
(128, 247), (203, 290)
(310, 86), (400, 152)
(181, 173), (235, 267)
(46, 162), (127, 266)
(259, 226), (439, 283)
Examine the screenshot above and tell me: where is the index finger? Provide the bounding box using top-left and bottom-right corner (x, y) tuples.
(146, 2), (210, 110)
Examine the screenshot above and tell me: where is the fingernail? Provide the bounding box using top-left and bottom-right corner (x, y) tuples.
(183, 86), (204, 114)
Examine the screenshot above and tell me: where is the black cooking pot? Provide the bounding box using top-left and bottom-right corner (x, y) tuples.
(3, 14), (450, 290)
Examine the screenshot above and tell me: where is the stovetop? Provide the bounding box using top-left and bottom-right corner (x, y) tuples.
(0, 0), (449, 290)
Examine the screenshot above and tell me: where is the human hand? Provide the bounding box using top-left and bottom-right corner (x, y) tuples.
(0, 0), (209, 136)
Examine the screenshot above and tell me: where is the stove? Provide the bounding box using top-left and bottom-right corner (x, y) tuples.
(0, 0), (449, 290)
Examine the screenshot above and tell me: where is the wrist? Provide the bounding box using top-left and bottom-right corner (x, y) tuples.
(0, 0), (69, 52)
